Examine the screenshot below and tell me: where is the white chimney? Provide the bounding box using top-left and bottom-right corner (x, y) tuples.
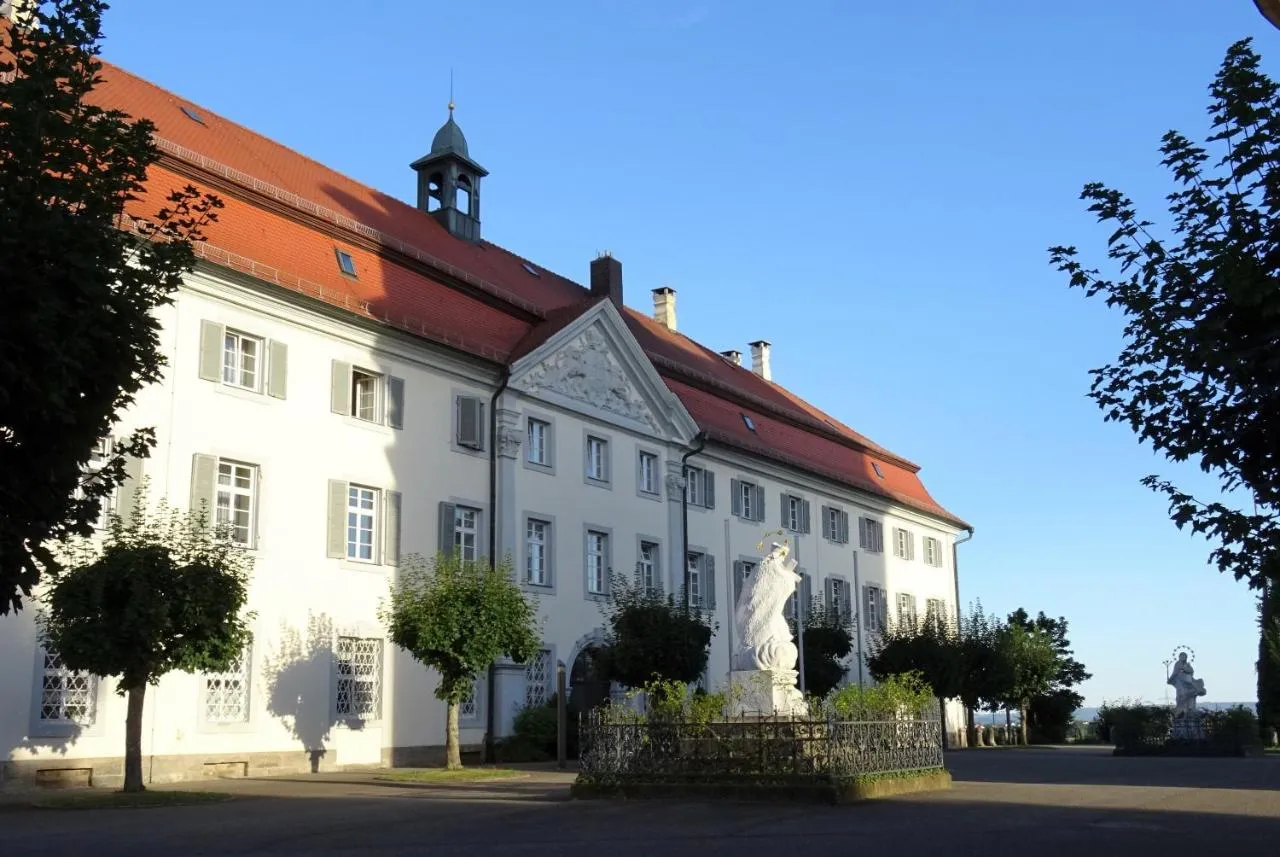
(749, 340), (772, 381)
(652, 287), (677, 331)
(720, 349), (742, 366)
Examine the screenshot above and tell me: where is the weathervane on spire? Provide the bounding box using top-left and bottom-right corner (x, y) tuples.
(448, 68), (455, 116)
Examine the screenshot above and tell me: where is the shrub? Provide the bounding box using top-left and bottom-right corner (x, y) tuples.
(1108, 704), (1173, 751)
(822, 672), (935, 720)
(1202, 706), (1262, 749)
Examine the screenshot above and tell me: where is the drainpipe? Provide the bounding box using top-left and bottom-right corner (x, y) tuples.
(680, 431), (708, 610)
(484, 367), (512, 762)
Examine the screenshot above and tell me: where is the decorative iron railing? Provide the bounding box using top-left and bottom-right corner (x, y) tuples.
(578, 710), (944, 786)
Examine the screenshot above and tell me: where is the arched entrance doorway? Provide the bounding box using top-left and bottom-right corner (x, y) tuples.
(568, 644), (611, 713)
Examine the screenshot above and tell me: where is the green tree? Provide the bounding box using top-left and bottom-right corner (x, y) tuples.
(1051, 39), (1280, 596)
(956, 602), (1001, 744)
(39, 492), (252, 792)
(1259, 575), (1280, 743)
(867, 610), (964, 730)
(381, 552), (540, 769)
(793, 601), (853, 698)
(990, 624), (1058, 745)
(596, 572), (714, 689)
(1007, 608), (1092, 742)
(0, 0), (222, 615)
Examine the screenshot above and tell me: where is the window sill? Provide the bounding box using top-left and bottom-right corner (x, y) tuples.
(339, 559), (387, 574)
(196, 719), (257, 735)
(336, 716), (384, 730)
(342, 415), (394, 435)
(523, 460), (554, 475)
(584, 477), (611, 490)
(213, 383), (271, 406)
(585, 591), (609, 602)
(637, 490), (662, 503)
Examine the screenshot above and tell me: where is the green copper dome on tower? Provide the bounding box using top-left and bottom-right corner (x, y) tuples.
(430, 103), (470, 158)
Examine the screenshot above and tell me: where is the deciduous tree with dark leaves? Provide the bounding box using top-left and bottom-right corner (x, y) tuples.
(1008, 608), (1091, 742)
(0, 0), (221, 615)
(41, 492), (253, 793)
(1051, 39), (1280, 593)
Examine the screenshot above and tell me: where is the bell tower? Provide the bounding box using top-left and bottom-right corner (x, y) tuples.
(410, 102), (488, 242)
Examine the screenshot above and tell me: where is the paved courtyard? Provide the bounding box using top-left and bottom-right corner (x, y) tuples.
(4, 747), (1278, 856)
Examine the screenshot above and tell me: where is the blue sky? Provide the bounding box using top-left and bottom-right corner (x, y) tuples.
(100, 1), (1274, 706)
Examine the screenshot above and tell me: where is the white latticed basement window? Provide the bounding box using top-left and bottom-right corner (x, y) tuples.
(335, 637), (382, 720)
(526, 649), (551, 707)
(40, 651), (96, 725)
(205, 649), (251, 723)
(459, 683), (478, 718)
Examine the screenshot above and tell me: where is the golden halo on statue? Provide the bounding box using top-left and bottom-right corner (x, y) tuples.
(1170, 645), (1196, 664)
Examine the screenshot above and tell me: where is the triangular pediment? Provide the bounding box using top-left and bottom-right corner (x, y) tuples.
(509, 302), (699, 442)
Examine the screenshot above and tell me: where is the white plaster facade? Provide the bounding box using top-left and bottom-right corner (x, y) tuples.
(1, 260), (967, 787)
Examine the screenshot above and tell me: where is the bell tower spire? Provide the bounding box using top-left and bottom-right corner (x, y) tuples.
(410, 98), (488, 242)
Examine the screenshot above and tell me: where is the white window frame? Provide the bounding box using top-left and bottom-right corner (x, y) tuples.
(638, 541), (659, 591)
(334, 636), (383, 722)
(687, 551), (704, 607)
(455, 505), (481, 562)
(739, 482), (755, 521)
(894, 527), (915, 560)
(222, 329), (263, 392)
(686, 466), (704, 506)
(787, 495), (803, 532)
(923, 536), (943, 567)
(525, 649), (552, 708)
(350, 367), (383, 423)
(638, 451), (658, 495)
(830, 577), (847, 622)
(215, 460), (257, 547)
(346, 485), (379, 563)
(526, 518), (549, 586)
(37, 651), (97, 727)
(527, 418), (550, 467)
(586, 436), (609, 483)
(865, 585), (883, 632)
(860, 517), (884, 553)
(897, 593), (918, 628)
(586, 530), (608, 594)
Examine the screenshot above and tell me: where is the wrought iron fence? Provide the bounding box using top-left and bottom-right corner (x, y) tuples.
(578, 709), (943, 786)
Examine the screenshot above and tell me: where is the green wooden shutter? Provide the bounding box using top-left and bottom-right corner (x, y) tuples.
(383, 490), (402, 566)
(705, 555), (716, 609)
(801, 500), (812, 534)
(730, 479), (742, 517)
(840, 511), (850, 544)
(825, 577), (835, 614)
(331, 361), (352, 414)
(198, 320), (224, 382)
(326, 480), (348, 559)
(267, 340), (288, 399)
(438, 502), (457, 555)
(457, 397), (483, 448)
(702, 470), (715, 509)
(733, 561), (745, 604)
(780, 494), (788, 529)
(755, 485), (767, 522)
(190, 454), (217, 520)
(387, 376), (405, 429)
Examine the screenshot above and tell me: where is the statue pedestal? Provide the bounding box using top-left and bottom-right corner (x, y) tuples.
(729, 670), (807, 718)
(1170, 712), (1208, 742)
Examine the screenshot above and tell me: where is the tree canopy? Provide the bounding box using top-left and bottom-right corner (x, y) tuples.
(381, 551), (541, 769)
(596, 572), (714, 689)
(40, 492), (253, 791)
(1050, 39), (1280, 593)
(793, 600), (854, 699)
(0, 0), (221, 614)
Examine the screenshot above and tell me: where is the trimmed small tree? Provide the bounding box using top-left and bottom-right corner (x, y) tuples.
(381, 552), (540, 769)
(1, 1), (222, 614)
(596, 572), (715, 688)
(794, 601), (854, 698)
(40, 493), (253, 792)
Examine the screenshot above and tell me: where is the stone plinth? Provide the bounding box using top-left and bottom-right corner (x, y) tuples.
(729, 670), (807, 717)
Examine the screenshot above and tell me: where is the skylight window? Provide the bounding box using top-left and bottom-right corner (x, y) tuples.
(335, 249), (358, 278)
(522, 262), (541, 278)
(741, 414), (757, 432)
(179, 105), (206, 125)
(872, 462), (885, 479)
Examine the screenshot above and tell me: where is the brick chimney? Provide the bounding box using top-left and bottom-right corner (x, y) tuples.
(590, 252), (624, 308)
(749, 340), (772, 381)
(721, 349), (742, 366)
(652, 287), (677, 331)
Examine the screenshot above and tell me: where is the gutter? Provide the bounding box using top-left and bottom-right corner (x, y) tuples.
(952, 526), (974, 621)
(484, 367), (512, 762)
(680, 431), (708, 609)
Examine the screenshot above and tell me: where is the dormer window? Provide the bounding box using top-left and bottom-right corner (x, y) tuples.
(335, 249), (358, 278)
(742, 413), (757, 432)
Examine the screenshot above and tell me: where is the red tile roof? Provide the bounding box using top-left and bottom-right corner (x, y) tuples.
(89, 56), (966, 529)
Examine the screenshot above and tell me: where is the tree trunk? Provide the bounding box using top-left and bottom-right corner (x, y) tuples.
(1005, 708), (1012, 744)
(445, 701), (462, 770)
(965, 706), (978, 748)
(1019, 702), (1029, 746)
(123, 682), (147, 793)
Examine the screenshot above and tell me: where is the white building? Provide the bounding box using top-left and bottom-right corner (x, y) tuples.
(0, 49), (971, 787)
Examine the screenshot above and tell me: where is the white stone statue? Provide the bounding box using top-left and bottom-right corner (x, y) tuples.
(1167, 652), (1206, 717)
(729, 541), (806, 716)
